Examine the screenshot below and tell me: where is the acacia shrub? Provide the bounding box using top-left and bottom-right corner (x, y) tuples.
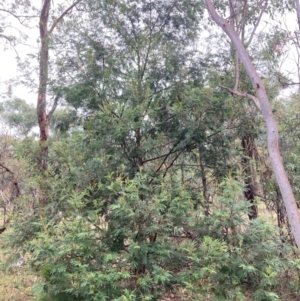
(17, 174), (296, 301)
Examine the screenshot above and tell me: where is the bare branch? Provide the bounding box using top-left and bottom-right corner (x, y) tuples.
(0, 8), (38, 22)
(0, 33), (14, 42)
(162, 152), (182, 178)
(219, 84), (261, 110)
(0, 162), (14, 176)
(47, 95), (60, 121)
(246, 0), (268, 47)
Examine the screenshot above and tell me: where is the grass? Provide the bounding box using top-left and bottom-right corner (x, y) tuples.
(0, 229), (37, 301)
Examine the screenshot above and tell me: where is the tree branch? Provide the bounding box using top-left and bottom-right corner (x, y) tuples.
(219, 84), (261, 110)
(246, 0), (268, 47)
(48, 0), (82, 35)
(162, 152), (182, 178)
(0, 163), (21, 197)
(47, 95), (60, 121)
(0, 33), (14, 42)
(0, 8), (38, 22)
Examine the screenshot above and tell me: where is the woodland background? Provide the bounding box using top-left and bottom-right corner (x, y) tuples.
(1, 0), (300, 300)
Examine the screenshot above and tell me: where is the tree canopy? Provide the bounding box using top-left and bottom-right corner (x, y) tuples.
(1, 0), (300, 300)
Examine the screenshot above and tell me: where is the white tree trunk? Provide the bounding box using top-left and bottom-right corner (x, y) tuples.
(295, 0), (300, 30)
(205, 0), (300, 249)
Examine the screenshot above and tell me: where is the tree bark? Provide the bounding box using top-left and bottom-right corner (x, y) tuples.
(37, 0), (51, 170)
(241, 135), (261, 220)
(37, 0), (81, 170)
(296, 0), (300, 31)
(294, 0), (300, 92)
(199, 146), (210, 215)
(205, 0), (300, 249)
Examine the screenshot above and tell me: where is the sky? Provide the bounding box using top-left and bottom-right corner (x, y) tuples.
(0, 0), (53, 105)
(0, 41), (38, 105)
(0, 2), (299, 107)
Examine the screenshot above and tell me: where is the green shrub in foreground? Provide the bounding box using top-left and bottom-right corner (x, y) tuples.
(11, 176), (298, 300)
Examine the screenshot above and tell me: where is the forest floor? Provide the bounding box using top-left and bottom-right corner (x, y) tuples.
(0, 228), (37, 301)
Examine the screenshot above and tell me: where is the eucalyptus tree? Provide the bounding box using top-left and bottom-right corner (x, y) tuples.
(205, 0), (300, 250)
(36, 0), (81, 170)
(208, 0), (295, 220)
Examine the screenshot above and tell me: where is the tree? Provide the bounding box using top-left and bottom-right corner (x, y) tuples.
(218, 0), (270, 220)
(4, 0), (300, 300)
(0, 0), (35, 49)
(205, 0), (300, 249)
(0, 98), (36, 136)
(37, 0), (80, 170)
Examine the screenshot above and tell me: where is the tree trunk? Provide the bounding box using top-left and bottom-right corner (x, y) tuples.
(294, 0), (300, 92)
(205, 0), (300, 249)
(37, 0), (51, 170)
(199, 146), (210, 215)
(296, 0), (300, 31)
(37, 0), (80, 170)
(241, 135), (261, 219)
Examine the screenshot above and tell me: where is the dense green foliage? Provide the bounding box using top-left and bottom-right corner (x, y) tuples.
(1, 0), (300, 300)
(20, 177), (294, 301)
